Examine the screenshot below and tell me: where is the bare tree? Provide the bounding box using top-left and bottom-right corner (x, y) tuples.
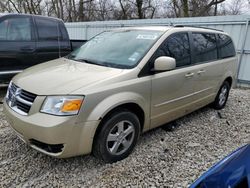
(168, 0), (226, 17)
(0, 0), (248, 22)
(118, 0), (128, 19)
(136, 0), (143, 19)
(229, 0), (245, 14)
(118, 0), (159, 19)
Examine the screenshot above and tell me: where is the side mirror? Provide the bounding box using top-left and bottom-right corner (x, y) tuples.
(153, 56), (176, 72)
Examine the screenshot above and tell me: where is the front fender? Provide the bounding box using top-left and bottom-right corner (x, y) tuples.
(86, 92), (147, 121)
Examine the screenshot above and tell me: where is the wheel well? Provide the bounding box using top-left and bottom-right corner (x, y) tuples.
(102, 103), (144, 131)
(225, 77), (233, 88)
(93, 103), (145, 145)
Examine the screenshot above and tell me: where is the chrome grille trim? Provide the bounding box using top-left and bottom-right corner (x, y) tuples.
(6, 82), (37, 115)
(0, 70), (23, 75)
(16, 96), (33, 106)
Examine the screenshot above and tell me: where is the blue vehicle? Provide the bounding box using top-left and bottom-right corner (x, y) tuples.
(190, 144), (250, 188)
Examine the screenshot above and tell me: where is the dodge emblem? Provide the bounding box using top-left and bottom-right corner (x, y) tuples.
(9, 88), (21, 107)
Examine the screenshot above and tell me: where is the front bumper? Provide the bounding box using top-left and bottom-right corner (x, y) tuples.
(3, 100), (100, 158)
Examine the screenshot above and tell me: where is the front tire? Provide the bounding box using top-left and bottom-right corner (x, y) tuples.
(93, 110), (140, 163)
(212, 81), (230, 110)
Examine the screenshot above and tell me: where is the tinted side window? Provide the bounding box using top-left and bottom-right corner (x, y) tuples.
(36, 18), (60, 40)
(0, 17), (31, 41)
(0, 20), (8, 40)
(59, 22), (68, 40)
(192, 33), (217, 63)
(217, 34), (236, 58)
(153, 33), (191, 67)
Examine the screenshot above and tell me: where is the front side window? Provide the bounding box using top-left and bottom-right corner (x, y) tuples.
(68, 30), (163, 69)
(152, 32), (191, 67)
(217, 34), (236, 58)
(0, 20), (8, 40)
(0, 17), (31, 41)
(192, 33), (217, 63)
(36, 18), (60, 41)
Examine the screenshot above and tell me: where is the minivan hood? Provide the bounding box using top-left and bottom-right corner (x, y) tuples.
(13, 58), (123, 95)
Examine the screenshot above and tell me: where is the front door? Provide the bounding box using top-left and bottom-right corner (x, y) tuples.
(0, 15), (36, 75)
(150, 32), (196, 128)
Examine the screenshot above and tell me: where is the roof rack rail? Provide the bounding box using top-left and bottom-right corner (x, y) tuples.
(173, 25), (223, 32)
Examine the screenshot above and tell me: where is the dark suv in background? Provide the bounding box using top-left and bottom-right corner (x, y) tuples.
(0, 14), (85, 82)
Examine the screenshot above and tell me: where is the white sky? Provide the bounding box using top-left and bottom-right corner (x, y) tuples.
(222, 0), (250, 14)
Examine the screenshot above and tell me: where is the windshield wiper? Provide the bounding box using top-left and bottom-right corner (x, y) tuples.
(72, 58), (117, 68)
(67, 54), (76, 59)
(75, 58), (103, 66)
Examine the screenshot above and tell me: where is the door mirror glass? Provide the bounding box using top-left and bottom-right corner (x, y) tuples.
(154, 56), (176, 72)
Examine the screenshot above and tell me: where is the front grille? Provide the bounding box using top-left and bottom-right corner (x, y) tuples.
(19, 90), (36, 103)
(6, 82), (37, 115)
(16, 100), (30, 113)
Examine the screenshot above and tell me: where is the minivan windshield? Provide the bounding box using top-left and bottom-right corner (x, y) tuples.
(68, 29), (164, 69)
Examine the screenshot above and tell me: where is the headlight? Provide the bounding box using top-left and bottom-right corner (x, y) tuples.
(40, 96), (84, 116)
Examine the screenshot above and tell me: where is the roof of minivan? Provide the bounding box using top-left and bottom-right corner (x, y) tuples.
(114, 26), (172, 31)
(113, 25), (226, 34)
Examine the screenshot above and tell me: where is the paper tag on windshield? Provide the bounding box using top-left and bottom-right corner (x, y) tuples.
(129, 52), (140, 61)
(136, 34), (158, 40)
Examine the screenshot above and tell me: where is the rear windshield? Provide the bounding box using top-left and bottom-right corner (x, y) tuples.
(68, 30), (164, 69)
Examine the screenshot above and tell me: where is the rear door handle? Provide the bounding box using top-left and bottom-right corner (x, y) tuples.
(185, 72), (194, 78)
(197, 69), (206, 75)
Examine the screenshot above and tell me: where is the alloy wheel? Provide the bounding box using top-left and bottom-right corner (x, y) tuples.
(218, 85), (228, 106)
(106, 120), (135, 155)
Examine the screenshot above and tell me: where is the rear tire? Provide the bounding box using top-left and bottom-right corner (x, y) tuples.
(212, 81), (230, 110)
(93, 109), (140, 163)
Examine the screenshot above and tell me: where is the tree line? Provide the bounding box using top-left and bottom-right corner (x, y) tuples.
(0, 0), (249, 22)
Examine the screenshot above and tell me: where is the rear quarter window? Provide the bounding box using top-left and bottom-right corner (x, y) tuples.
(59, 22), (68, 40)
(192, 33), (217, 63)
(35, 18), (61, 41)
(217, 34), (236, 58)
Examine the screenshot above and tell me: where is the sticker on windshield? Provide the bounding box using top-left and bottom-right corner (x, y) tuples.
(136, 34), (158, 40)
(129, 52), (140, 62)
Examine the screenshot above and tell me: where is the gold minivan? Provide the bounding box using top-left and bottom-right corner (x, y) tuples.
(4, 26), (238, 163)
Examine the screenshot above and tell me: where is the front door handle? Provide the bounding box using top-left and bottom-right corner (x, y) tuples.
(185, 72), (194, 78)
(197, 69), (206, 75)
(20, 46), (35, 53)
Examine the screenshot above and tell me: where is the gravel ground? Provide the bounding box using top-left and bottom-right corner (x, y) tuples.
(0, 88), (249, 188)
